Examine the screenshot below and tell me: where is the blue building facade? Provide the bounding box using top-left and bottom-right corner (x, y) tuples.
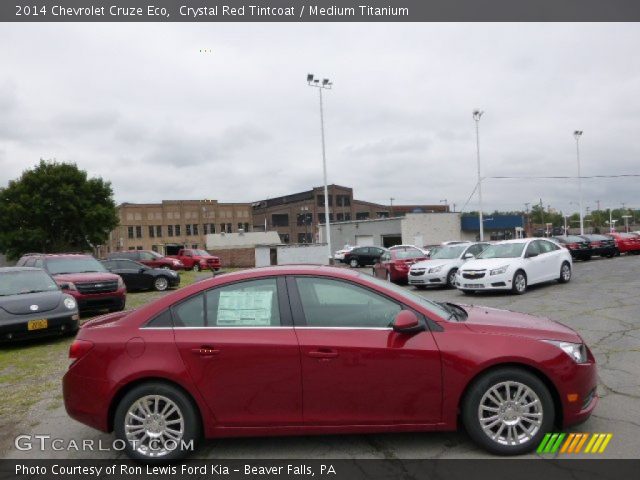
(461, 214), (525, 240)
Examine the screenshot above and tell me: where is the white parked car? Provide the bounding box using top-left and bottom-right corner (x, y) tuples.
(455, 238), (573, 295)
(334, 245), (355, 263)
(389, 244), (430, 256)
(408, 242), (489, 289)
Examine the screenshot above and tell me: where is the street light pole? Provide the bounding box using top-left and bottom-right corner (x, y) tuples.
(473, 110), (484, 241)
(307, 74), (333, 263)
(574, 130), (584, 235)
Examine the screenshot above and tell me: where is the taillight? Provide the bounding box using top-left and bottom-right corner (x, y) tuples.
(69, 339), (94, 365)
(568, 243), (578, 249)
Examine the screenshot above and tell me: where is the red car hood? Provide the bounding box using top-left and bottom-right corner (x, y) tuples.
(52, 272), (121, 283)
(460, 305), (581, 342)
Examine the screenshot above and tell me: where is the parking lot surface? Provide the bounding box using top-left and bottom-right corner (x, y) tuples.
(3, 256), (639, 459)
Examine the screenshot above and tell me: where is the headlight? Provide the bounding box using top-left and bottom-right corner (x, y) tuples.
(117, 277), (125, 289)
(428, 265), (443, 273)
(543, 340), (588, 363)
(490, 265), (509, 276)
(63, 297), (77, 310)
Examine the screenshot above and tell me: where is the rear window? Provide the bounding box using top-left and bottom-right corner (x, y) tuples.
(395, 249), (424, 259)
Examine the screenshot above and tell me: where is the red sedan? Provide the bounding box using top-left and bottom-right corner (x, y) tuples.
(63, 266), (597, 461)
(607, 232), (640, 254)
(373, 247), (426, 283)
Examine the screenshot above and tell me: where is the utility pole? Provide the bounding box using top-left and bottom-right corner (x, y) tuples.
(540, 199), (545, 235)
(390, 197), (395, 217)
(574, 130), (584, 235)
(473, 109), (485, 241)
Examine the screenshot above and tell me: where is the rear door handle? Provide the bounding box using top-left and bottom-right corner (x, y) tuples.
(307, 349), (338, 359)
(191, 346), (220, 356)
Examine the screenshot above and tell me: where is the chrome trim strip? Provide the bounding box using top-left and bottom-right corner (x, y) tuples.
(142, 326), (393, 331)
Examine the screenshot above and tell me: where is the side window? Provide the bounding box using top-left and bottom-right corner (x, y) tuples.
(540, 241), (558, 253)
(205, 278), (280, 327)
(467, 244), (485, 256)
(172, 294), (205, 327)
(34, 258), (43, 268)
(102, 260), (115, 269)
(24, 258), (36, 267)
(294, 277), (402, 328)
(118, 260), (137, 269)
(146, 309), (173, 328)
(525, 241), (541, 256)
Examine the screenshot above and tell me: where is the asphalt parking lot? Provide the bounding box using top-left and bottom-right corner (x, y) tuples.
(3, 256), (639, 459)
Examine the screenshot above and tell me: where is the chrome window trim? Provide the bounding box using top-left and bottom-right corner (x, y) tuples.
(142, 326), (393, 331)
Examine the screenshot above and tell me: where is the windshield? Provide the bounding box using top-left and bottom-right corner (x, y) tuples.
(0, 270), (59, 296)
(45, 257), (107, 274)
(359, 272), (451, 320)
(431, 245), (467, 260)
(477, 243), (526, 259)
(149, 251), (163, 258)
(191, 249), (211, 256)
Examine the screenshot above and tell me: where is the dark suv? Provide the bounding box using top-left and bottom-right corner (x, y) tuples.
(106, 250), (184, 270)
(17, 254), (126, 313)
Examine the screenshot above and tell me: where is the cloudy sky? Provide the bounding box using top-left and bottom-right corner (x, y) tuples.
(1, 23), (639, 214)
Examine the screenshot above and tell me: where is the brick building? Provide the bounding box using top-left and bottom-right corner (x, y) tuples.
(250, 185), (393, 244)
(102, 200), (252, 256)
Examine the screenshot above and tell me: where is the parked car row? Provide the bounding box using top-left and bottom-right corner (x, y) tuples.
(550, 233), (639, 259)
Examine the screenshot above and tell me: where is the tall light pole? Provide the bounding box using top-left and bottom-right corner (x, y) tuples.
(574, 130), (584, 235)
(473, 110), (484, 241)
(307, 73), (333, 263)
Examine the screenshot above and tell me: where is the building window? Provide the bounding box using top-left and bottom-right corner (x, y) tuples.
(280, 233), (290, 243)
(168, 225), (174, 237)
(128, 246), (135, 250)
(356, 212), (370, 220)
(209, 223), (216, 234)
(244, 222), (250, 232)
(149, 226), (155, 238)
(344, 213), (351, 221)
(151, 245), (159, 252)
(136, 246), (143, 250)
(318, 213), (334, 223)
(226, 223), (232, 233)
(127, 226), (134, 239)
(317, 195), (333, 207)
(156, 225), (162, 237)
(191, 244), (198, 249)
(175, 225), (181, 236)
(377, 211), (389, 218)
(297, 233), (313, 243)
(135, 226), (142, 238)
(193, 224), (199, 236)
(186, 224), (192, 236)
(297, 213), (313, 226)
(238, 222), (244, 231)
(336, 195), (351, 207)
(271, 213), (289, 227)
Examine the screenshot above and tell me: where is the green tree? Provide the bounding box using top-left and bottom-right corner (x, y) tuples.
(0, 160), (118, 259)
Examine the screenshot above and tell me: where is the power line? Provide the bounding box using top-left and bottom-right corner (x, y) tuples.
(486, 174), (640, 180)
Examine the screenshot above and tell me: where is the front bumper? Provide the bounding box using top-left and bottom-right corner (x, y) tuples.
(408, 270), (447, 286)
(558, 360), (599, 427)
(0, 313), (79, 342)
(455, 271), (511, 291)
(68, 288), (127, 312)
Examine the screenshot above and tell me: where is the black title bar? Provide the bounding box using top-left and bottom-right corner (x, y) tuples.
(2, 0), (640, 22)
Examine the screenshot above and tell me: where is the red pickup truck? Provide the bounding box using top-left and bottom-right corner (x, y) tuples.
(167, 249), (221, 272)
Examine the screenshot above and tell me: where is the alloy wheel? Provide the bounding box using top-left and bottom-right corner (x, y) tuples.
(154, 277), (169, 291)
(561, 263), (571, 282)
(513, 272), (527, 294)
(478, 381), (543, 446)
(124, 395), (185, 458)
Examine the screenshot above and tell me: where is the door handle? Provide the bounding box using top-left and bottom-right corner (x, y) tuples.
(307, 349), (338, 359)
(191, 346), (220, 356)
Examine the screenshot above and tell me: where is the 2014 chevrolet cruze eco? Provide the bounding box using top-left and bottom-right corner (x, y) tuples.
(63, 265), (597, 461)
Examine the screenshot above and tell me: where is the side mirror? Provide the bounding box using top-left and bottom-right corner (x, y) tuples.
(60, 283), (70, 290)
(392, 310), (425, 334)
(526, 252), (539, 258)
(463, 253), (474, 259)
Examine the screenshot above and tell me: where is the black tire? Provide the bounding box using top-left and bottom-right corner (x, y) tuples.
(414, 285), (427, 290)
(446, 268), (458, 288)
(512, 270), (527, 295)
(349, 258), (359, 268)
(154, 276), (170, 291)
(386, 270), (392, 282)
(461, 289), (474, 295)
(114, 382), (201, 462)
(558, 262), (571, 284)
(192, 263), (201, 272)
(462, 367), (555, 456)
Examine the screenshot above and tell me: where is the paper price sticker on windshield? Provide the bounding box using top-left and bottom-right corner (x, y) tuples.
(217, 291), (273, 326)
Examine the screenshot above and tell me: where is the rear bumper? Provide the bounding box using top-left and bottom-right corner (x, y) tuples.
(0, 314), (79, 342)
(63, 370), (112, 432)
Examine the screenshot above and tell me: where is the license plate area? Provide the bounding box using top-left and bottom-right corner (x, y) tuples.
(27, 319), (48, 331)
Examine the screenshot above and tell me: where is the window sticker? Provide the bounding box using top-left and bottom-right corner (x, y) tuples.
(217, 290), (273, 326)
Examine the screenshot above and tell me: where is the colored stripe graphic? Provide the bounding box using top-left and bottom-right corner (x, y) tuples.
(538, 433), (612, 454)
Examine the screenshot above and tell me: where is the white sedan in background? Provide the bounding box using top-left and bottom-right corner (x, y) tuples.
(334, 245), (355, 263)
(455, 238), (573, 295)
(408, 242), (489, 288)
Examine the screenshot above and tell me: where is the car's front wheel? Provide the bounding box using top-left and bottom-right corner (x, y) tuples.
(114, 382), (200, 462)
(446, 268), (458, 288)
(512, 270), (527, 295)
(349, 258), (359, 268)
(462, 367), (554, 455)
(154, 276), (169, 291)
(192, 264), (201, 272)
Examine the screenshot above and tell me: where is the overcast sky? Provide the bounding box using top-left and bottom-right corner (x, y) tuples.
(1, 23), (639, 214)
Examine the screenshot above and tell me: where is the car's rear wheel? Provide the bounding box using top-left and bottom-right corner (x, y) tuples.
(114, 382), (200, 462)
(512, 271), (527, 295)
(462, 367), (554, 455)
(192, 264), (201, 272)
(349, 258), (359, 268)
(386, 270), (391, 282)
(446, 268), (458, 288)
(558, 262), (571, 283)
(154, 276), (169, 291)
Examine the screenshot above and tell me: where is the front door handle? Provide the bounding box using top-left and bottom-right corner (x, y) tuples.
(307, 349), (338, 359)
(191, 346), (220, 356)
